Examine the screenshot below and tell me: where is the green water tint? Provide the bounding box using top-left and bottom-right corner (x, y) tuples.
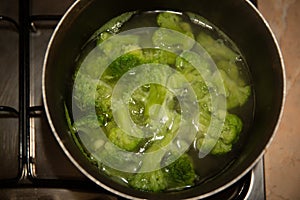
(67, 11), (254, 192)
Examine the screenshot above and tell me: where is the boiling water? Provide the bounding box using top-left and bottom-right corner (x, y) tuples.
(70, 10), (255, 191)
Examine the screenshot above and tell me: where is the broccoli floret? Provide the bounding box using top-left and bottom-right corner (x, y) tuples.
(102, 51), (142, 83)
(107, 127), (142, 152)
(100, 164), (134, 186)
(99, 11), (137, 34)
(152, 28), (195, 52)
(89, 11), (137, 43)
(175, 51), (213, 100)
(219, 113), (243, 144)
(210, 140), (232, 155)
(141, 48), (177, 65)
(144, 84), (167, 117)
(154, 11), (195, 52)
(103, 48), (180, 84)
(65, 107), (104, 167)
(129, 169), (169, 192)
(95, 80), (113, 125)
(74, 115), (101, 130)
(73, 72), (113, 125)
(78, 49), (110, 79)
(196, 31), (238, 62)
(128, 96), (148, 126)
(194, 31), (251, 109)
(96, 142), (143, 176)
(129, 83), (175, 127)
(99, 34), (141, 59)
(156, 12), (194, 39)
(218, 69), (251, 109)
(164, 154), (196, 189)
(128, 153), (196, 192)
(217, 60), (246, 86)
(176, 50), (213, 78)
(73, 72), (99, 111)
(196, 113), (243, 155)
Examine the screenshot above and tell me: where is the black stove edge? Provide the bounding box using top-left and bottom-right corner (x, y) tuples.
(0, 159), (265, 200)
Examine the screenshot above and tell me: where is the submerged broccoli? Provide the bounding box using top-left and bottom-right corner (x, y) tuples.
(87, 11), (137, 45)
(196, 31), (238, 62)
(153, 12), (195, 52)
(141, 48), (177, 65)
(128, 96), (148, 126)
(70, 11), (254, 193)
(156, 12), (194, 39)
(73, 72), (113, 126)
(95, 80), (113, 125)
(164, 154), (196, 189)
(175, 49), (250, 110)
(196, 31), (251, 109)
(99, 34), (141, 59)
(102, 51), (142, 83)
(101, 48), (178, 84)
(128, 153), (196, 192)
(196, 112), (243, 155)
(107, 126), (142, 152)
(73, 72), (99, 111)
(217, 69), (251, 109)
(129, 169), (169, 192)
(175, 51), (212, 100)
(152, 28), (195, 52)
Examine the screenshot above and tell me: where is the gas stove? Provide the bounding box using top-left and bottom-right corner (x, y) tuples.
(0, 0), (265, 199)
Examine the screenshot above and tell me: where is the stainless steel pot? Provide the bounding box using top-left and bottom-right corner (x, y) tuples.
(42, 0), (285, 199)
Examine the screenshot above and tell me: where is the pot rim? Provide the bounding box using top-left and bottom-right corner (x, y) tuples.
(42, 0), (286, 199)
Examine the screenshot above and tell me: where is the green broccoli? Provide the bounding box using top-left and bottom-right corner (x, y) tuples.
(152, 28), (195, 52)
(164, 154), (196, 189)
(196, 112), (243, 155)
(107, 126), (142, 152)
(219, 113), (243, 144)
(73, 72), (99, 111)
(217, 60), (246, 86)
(73, 71), (113, 126)
(196, 31), (238, 62)
(101, 11), (137, 34)
(175, 51), (213, 100)
(65, 107), (103, 167)
(68, 11), (255, 193)
(96, 142), (143, 178)
(128, 153), (196, 192)
(89, 11), (137, 43)
(78, 49), (110, 79)
(176, 50), (213, 78)
(102, 51), (142, 83)
(99, 34), (141, 60)
(153, 12), (195, 52)
(129, 169), (168, 192)
(129, 82), (177, 127)
(217, 69), (251, 109)
(74, 115), (101, 130)
(156, 12), (194, 39)
(141, 48), (177, 65)
(94, 80), (113, 125)
(144, 84), (167, 117)
(99, 164), (134, 186)
(128, 96), (148, 126)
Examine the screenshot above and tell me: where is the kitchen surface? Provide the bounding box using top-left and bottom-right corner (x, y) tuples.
(258, 0), (300, 199)
(0, 0), (299, 199)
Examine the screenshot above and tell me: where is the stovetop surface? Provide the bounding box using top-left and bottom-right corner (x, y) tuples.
(0, 0), (264, 199)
